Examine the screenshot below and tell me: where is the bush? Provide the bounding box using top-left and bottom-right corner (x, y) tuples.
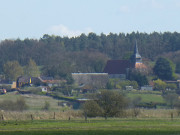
(163, 93), (179, 109)
(97, 91), (128, 118)
(22, 87), (42, 94)
(153, 79), (166, 91)
(82, 100), (102, 117)
(42, 101), (50, 111)
(107, 79), (138, 90)
(0, 97), (28, 111)
(83, 91), (129, 119)
(15, 97), (28, 111)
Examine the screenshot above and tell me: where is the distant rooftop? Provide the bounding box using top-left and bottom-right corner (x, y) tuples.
(103, 60), (133, 74)
(72, 73), (108, 75)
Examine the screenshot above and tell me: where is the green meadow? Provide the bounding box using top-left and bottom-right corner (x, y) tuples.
(0, 91), (178, 134)
(126, 90), (165, 103)
(0, 118), (180, 135)
(127, 92), (164, 103)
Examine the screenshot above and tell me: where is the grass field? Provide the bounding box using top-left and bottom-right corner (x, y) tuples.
(0, 90), (166, 111)
(0, 91), (180, 134)
(0, 118), (180, 135)
(126, 90), (165, 104)
(0, 92), (64, 111)
(127, 93), (164, 103)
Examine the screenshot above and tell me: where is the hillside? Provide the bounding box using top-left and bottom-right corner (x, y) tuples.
(0, 92), (67, 111)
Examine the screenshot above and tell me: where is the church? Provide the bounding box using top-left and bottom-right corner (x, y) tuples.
(71, 41), (147, 90)
(103, 41), (147, 79)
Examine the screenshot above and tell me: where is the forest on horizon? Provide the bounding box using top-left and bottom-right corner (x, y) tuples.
(1, 31), (180, 80)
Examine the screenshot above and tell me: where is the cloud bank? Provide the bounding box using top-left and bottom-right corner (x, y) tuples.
(48, 24), (93, 37)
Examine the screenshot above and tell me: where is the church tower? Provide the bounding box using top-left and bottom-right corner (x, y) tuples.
(131, 40), (147, 71)
(134, 40), (142, 64)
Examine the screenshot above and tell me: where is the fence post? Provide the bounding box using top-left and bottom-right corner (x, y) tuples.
(1, 114), (4, 121)
(85, 112), (87, 122)
(53, 112), (56, 120)
(31, 114), (33, 121)
(171, 112), (173, 121)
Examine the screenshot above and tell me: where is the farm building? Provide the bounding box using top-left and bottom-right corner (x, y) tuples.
(141, 85), (153, 91)
(16, 76), (41, 87)
(16, 76), (63, 88)
(72, 73), (109, 89)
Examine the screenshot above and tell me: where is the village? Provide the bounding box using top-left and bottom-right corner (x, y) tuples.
(0, 41), (179, 111)
(0, 42), (158, 94)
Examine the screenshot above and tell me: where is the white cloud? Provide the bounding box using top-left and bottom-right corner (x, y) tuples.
(48, 24), (93, 37)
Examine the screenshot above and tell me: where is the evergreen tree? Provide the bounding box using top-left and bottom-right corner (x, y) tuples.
(153, 57), (174, 80)
(129, 71), (148, 87)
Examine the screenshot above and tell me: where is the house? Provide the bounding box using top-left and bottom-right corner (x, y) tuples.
(141, 85), (153, 91)
(16, 76), (41, 87)
(126, 86), (133, 90)
(16, 76), (31, 87)
(16, 76), (63, 88)
(165, 80), (180, 89)
(41, 86), (49, 92)
(104, 41), (147, 79)
(38, 76), (64, 87)
(38, 76), (54, 83)
(11, 81), (17, 89)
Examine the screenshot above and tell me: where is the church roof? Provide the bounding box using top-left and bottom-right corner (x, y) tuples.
(135, 63), (147, 69)
(103, 60), (133, 74)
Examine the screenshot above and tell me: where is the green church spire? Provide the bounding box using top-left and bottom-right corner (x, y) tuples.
(134, 40), (142, 64)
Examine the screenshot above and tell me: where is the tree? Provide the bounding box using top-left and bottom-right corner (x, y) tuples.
(131, 96), (142, 117)
(163, 93), (179, 109)
(24, 59), (40, 77)
(15, 97), (28, 111)
(66, 74), (74, 84)
(82, 91), (128, 119)
(3, 61), (24, 81)
(82, 100), (102, 117)
(0, 97), (28, 111)
(153, 79), (166, 91)
(106, 79), (138, 90)
(129, 71), (148, 87)
(153, 57), (174, 80)
(97, 90), (128, 119)
(42, 101), (50, 111)
(176, 62), (180, 73)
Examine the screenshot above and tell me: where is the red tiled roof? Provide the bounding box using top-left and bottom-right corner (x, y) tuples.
(103, 60), (133, 74)
(135, 63), (147, 69)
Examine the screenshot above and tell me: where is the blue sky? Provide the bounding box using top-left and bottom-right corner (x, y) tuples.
(0, 0), (180, 40)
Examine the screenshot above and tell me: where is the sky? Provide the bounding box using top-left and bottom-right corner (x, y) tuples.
(0, 0), (180, 40)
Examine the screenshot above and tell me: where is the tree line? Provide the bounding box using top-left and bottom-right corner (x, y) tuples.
(1, 32), (180, 80)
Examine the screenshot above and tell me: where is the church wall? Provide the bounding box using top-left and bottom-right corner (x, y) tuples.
(109, 74), (126, 80)
(72, 73), (109, 89)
